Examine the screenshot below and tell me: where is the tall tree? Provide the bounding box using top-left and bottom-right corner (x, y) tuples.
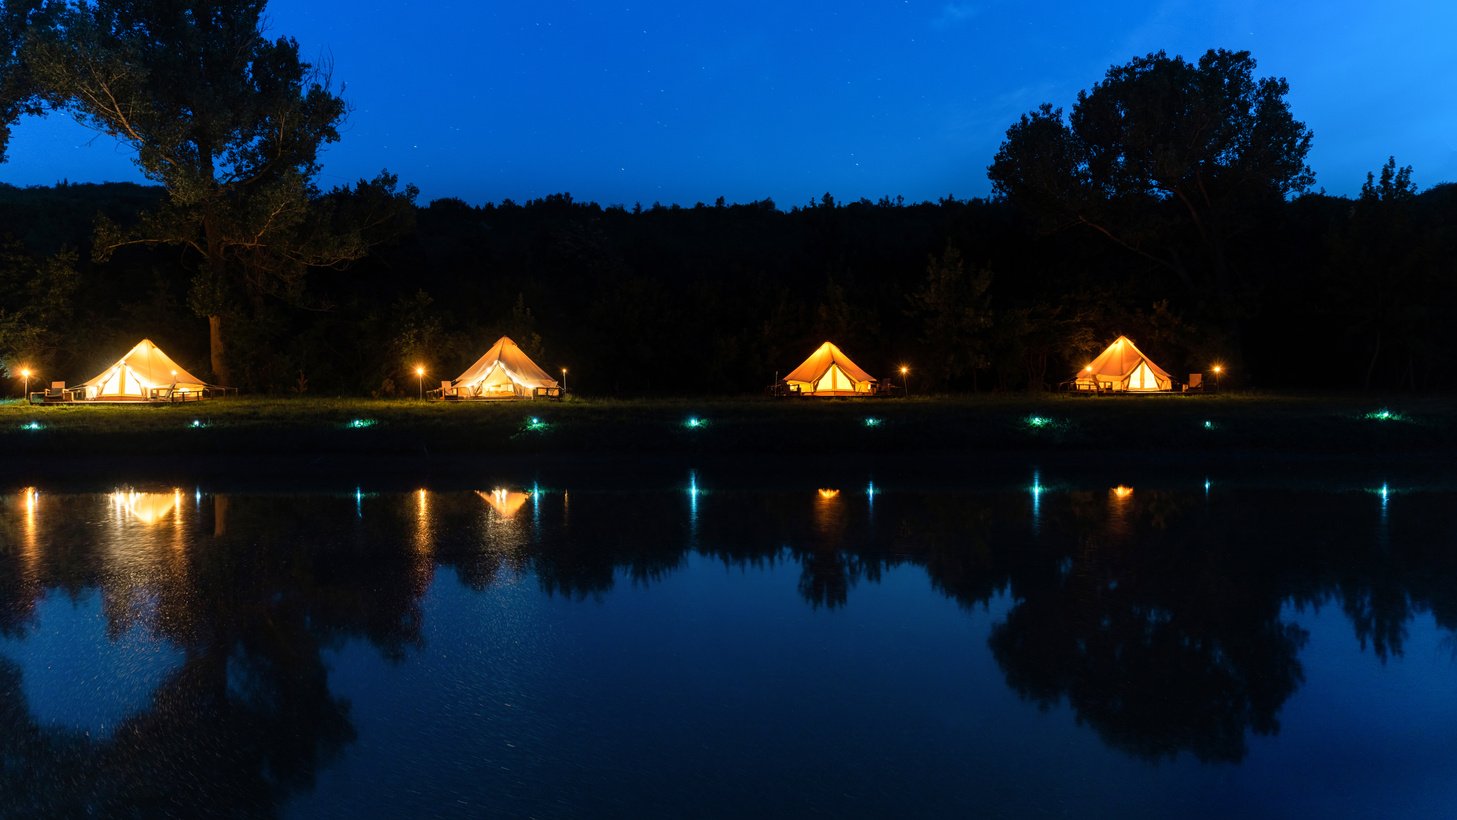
(988, 49), (1314, 348)
(24, 0), (413, 384)
(1326, 157), (1429, 389)
(907, 244), (993, 389)
(0, 0), (50, 162)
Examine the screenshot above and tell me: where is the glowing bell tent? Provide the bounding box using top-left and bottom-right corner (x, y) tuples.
(782, 341), (878, 396)
(79, 339), (211, 400)
(447, 336), (559, 399)
(1074, 335), (1173, 392)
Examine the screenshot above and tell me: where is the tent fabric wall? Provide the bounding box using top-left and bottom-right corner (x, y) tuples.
(1073, 336), (1173, 392)
(452, 336), (559, 399)
(79, 339), (210, 400)
(783, 341), (877, 396)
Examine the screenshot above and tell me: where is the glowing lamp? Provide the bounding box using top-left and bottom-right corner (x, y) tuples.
(1112, 485), (1134, 499)
(864, 417), (881, 428)
(21, 421), (44, 431)
(817, 488), (840, 499)
(684, 417), (706, 429)
(347, 418), (377, 429)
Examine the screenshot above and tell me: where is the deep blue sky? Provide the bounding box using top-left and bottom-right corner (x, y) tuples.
(3, 0), (1454, 206)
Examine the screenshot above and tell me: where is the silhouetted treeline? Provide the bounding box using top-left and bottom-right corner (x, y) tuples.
(2, 177), (1456, 394)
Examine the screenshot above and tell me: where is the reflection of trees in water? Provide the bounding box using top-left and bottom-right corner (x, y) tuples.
(2, 482), (1457, 802)
(983, 488), (1309, 763)
(0, 491), (430, 815)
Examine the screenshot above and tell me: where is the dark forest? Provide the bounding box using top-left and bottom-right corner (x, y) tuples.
(3, 171), (1455, 397)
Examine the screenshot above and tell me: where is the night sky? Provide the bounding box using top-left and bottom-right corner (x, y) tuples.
(3, 0), (1454, 205)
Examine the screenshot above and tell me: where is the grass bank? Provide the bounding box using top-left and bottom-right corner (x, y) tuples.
(2, 392), (1453, 463)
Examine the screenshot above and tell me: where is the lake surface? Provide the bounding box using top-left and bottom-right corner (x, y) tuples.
(3, 470), (1456, 818)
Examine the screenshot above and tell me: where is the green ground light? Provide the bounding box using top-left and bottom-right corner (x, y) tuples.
(522, 416), (550, 432)
(864, 417), (882, 428)
(20, 421), (43, 431)
(684, 417), (707, 429)
(1364, 408), (1404, 422)
(346, 418), (377, 429)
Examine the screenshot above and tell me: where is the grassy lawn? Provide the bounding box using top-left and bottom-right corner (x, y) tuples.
(2, 392), (1453, 463)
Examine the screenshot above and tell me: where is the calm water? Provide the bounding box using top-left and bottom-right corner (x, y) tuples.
(2, 472), (1456, 818)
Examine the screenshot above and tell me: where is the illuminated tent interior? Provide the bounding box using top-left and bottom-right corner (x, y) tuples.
(1074, 336), (1173, 392)
(79, 339), (210, 400)
(448, 336), (559, 399)
(782, 341), (877, 396)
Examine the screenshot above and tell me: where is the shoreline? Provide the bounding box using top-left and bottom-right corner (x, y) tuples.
(4, 393), (1456, 490)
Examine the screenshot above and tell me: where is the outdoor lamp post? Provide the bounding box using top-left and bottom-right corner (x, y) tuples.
(1212, 364), (1223, 391)
(20, 367), (31, 399)
(415, 365), (425, 400)
(561, 367), (568, 393)
(900, 365), (909, 398)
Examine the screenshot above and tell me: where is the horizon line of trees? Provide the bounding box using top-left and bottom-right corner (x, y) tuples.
(2, 4), (1455, 395)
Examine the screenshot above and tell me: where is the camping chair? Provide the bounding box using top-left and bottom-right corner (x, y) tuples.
(1185, 373), (1203, 393)
(42, 381), (73, 403)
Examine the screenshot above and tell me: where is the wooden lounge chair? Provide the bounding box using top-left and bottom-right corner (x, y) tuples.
(40, 381), (76, 403)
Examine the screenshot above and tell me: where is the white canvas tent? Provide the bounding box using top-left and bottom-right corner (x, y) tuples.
(448, 336), (559, 399)
(1073, 335), (1173, 392)
(79, 339), (211, 400)
(782, 341), (877, 396)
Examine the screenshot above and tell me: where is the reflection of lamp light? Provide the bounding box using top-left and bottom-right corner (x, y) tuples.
(817, 488), (840, 499)
(1112, 485), (1134, 500)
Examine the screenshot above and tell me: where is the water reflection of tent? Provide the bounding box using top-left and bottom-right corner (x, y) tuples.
(782, 341), (877, 396)
(445, 336), (559, 399)
(80, 339), (211, 401)
(113, 489), (181, 525)
(476, 489), (531, 518)
(1073, 336), (1172, 393)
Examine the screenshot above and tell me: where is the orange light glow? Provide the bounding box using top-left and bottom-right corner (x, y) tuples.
(478, 488), (530, 517)
(1112, 485), (1134, 500)
(20, 367), (31, 378)
(899, 366), (908, 375)
(1212, 365), (1223, 374)
(817, 488), (841, 499)
(113, 488), (181, 525)
(1084, 365), (1092, 372)
(415, 365), (425, 377)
